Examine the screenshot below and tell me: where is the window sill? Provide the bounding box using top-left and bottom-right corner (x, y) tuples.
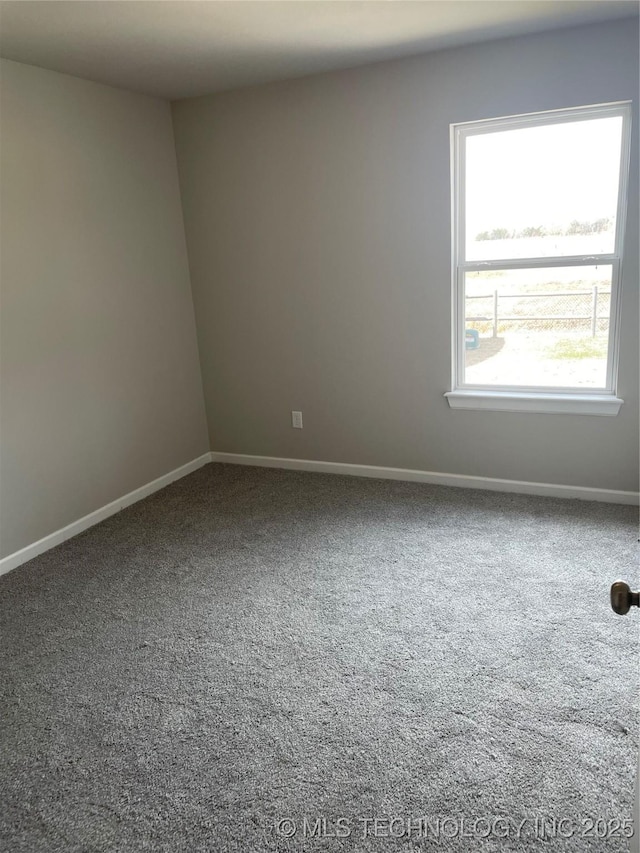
(444, 390), (623, 416)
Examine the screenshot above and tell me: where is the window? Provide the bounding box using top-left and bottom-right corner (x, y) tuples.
(446, 102), (632, 415)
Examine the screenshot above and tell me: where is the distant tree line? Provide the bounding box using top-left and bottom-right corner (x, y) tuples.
(476, 218), (613, 241)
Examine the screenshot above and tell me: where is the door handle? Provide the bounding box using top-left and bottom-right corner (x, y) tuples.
(610, 581), (640, 615)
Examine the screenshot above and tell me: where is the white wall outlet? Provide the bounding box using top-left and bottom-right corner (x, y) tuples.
(291, 410), (303, 429)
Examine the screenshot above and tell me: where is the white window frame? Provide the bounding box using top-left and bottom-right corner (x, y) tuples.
(445, 101), (632, 416)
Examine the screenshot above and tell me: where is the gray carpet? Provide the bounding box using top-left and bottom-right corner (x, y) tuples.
(1, 462), (638, 852)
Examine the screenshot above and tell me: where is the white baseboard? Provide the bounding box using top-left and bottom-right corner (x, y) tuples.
(210, 451), (640, 506)
(3, 449), (636, 579)
(0, 453), (211, 578)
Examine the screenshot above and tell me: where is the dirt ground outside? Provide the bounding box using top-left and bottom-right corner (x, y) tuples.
(464, 329), (609, 388)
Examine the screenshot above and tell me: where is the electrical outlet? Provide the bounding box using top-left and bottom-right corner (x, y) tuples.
(291, 410), (303, 429)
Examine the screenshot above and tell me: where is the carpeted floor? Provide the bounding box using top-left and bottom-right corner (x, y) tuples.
(1, 463), (638, 852)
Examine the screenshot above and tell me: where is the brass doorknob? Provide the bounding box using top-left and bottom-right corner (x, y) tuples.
(610, 581), (640, 615)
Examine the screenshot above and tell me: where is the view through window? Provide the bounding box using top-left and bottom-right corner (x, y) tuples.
(453, 103), (630, 395)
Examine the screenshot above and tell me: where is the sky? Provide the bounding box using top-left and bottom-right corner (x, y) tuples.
(464, 115), (624, 241)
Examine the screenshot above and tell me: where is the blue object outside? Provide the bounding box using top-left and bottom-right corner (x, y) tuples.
(465, 329), (480, 350)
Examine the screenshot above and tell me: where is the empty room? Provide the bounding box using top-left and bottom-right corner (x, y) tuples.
(1, 1), (639, 851)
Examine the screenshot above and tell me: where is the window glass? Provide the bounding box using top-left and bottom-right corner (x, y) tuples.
(452, 102), (630, 401)
(464, 265), (612, 389)
(465, 117), (624, 262)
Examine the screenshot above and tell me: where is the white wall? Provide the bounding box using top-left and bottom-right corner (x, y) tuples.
(0, 59), (209, 559)
(172, 19), (639, 492)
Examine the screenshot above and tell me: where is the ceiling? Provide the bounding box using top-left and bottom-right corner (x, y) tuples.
(0, 1), (638, 101)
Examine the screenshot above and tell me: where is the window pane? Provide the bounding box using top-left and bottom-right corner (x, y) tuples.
(464, 266), (612, 389)
(465, 117), (623, 261)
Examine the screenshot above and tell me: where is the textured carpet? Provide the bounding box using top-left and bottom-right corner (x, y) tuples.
(1, 463), (638, 853)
